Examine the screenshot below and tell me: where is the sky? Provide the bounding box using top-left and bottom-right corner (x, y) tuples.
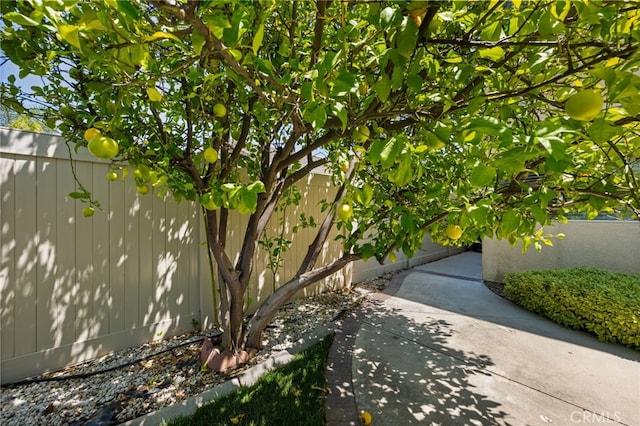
(1, 60), (45, 94)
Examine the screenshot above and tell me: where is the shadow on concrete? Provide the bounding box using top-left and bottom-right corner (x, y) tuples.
(353, 297), (513, 425)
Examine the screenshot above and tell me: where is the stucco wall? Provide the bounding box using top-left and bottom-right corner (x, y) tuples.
(352, 236), (465, 283)
(482, 221), (640, 283)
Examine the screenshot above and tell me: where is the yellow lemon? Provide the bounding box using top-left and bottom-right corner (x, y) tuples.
(84, 128), (101, 142)
(82, 206), (95, 217)
(88, 135), (119, 159)
(213, 103), (227, 118)
(565, 90), (604, 121)
(353, 125), (370, 143)
(137, 184), (150, 195)
(446, 224), (463, 240)
(337, 204), (353, 222)
(360, 411), (372, 426)
(204, 147), (219, 163)
(106, 171), (119, 181)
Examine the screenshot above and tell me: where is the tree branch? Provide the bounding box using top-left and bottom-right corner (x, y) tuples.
(245, 251), (361, 349)
(310, 0), (331, 69)
(427, 38), (612, 49)
(181, 77), (194, 157)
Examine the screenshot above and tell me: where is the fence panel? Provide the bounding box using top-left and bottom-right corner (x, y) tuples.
(1, 128), (202, 383)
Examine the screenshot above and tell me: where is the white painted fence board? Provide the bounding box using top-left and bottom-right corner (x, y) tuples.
(123, 180), (140, 330)
(92, 164), (111, 340)
(55, 160), (76, 348)
(108, 175), (126, 334)
(36, 156), (58, 351)
(13, 157), (38, 356)
(0, 153), (16, 359)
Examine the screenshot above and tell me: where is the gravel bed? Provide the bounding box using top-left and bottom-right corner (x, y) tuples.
(0, 276), (391, 426)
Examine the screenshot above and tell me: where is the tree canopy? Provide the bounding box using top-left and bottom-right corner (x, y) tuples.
(2, 0), (639, 358)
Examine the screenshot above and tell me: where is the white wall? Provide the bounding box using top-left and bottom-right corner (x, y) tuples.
(352, 236), (465, 283)
(482, 221), (640, 283)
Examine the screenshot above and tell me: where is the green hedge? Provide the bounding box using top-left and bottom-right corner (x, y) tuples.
(504, 268), (640, 350)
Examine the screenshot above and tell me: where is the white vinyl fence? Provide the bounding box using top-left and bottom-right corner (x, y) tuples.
(1, 127), (458, 384)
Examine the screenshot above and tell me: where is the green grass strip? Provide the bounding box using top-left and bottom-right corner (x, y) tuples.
(168, 334), (334, 426)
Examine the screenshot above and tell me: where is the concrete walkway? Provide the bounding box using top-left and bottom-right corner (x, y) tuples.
(325, 252), (640, 425)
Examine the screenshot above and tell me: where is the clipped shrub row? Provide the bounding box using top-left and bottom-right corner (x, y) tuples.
(504, 267), (640, 350)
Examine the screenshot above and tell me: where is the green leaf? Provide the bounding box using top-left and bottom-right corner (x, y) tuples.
(252, 24), (265, 56)
(247, 180), (266, 193)
(117, 0), (140, 20)
(68, 191), (90, 200)
(551, 0), (571, 21)
(57, 24), (81, 49)
(619, 96), (640, 116)
(499, 210), (521, 236)
(396, 17), (419, 59)
(470, 165), (496, 187)
(304, 104), (327, 130)
(355, 184), (374, 206)
(374, 73), (391, 102)
(145, 31), (181, 43)
(467, 117), (510, 137)
(301, 81), (314, 102)
(400, 214), (415, 233)
(588, 119), (622, 144)
(240, 188), (258, 213)
(539, 10), (565, 35)
(530, 205), (547, 225)
(536, 136), (567, 161)
(406, 74), (422, 92)
(202, 12), (233, 29)
(389, 153), (413, 187)
(467, 203), (489, 226)
(331, 102), (348, 132)
(494, 147), (538, 174)
(380, 136), (404, 168)
(367, 139), (385, 165)
(478, 46), (505, 61)
(480, 21), (502, 41)
(332, 71), (356, 97)
(444, 51), (462, 64)
(192, 29), (206, 55)
(3, 12), (40, 27)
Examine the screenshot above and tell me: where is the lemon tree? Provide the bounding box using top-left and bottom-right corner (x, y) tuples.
(3, 0), (639, 357)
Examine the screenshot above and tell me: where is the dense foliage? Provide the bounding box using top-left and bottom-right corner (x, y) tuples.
(2, 0), (639, 354)
(504, 268), (640, 349)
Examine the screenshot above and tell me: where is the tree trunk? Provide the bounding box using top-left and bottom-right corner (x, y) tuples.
(203, 209), (245, 351)
(245, 253), (359, 350)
